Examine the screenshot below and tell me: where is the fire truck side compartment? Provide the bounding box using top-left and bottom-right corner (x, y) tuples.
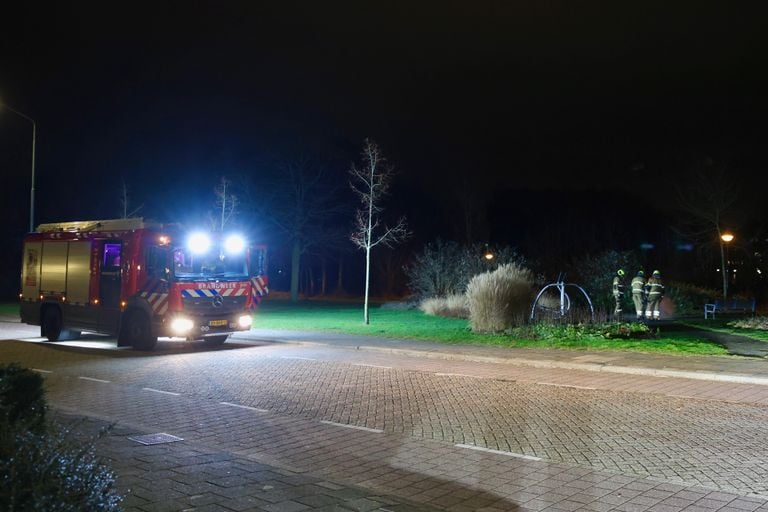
(66, 241), (92, 304)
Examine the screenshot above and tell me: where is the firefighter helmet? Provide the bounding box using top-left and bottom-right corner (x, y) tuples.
(637, 270), (645, 277)
(652, 270), (661, 277)
(617, 269), (625, 276)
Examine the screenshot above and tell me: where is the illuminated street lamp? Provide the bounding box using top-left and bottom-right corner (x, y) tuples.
(720, 232), (734, 300)
(483, 244), (494, 267)
(0, 102), (36, 232)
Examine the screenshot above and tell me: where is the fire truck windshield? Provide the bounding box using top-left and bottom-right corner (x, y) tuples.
(172, 246), (248, 281)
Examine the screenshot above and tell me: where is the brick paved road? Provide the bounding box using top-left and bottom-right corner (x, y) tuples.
(2, 337), (768, 511)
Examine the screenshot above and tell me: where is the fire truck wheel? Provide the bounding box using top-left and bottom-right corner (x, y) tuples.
(204, 335), (229, 346)
(120, 311), (157, 351)
(41, 307), (63, 342)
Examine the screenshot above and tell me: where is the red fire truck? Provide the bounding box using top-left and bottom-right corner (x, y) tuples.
(20, 218), (268, 350)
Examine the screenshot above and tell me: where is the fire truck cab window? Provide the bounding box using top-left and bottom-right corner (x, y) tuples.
(147, 246), (170, 279)
(172, 245), (248, 281)
(102, 243), (122, 271)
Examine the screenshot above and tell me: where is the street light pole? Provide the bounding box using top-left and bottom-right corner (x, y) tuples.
(1, 104), (36, 232)
(720, 232), (734, 301)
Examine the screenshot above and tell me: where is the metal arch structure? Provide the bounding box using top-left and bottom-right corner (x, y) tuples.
(530, 275), (595, 321)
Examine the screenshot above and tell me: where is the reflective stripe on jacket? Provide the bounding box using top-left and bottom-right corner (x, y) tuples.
(647, 278), (664, 296)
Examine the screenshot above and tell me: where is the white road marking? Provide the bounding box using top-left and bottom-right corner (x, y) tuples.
(79, 376), (110, 383)
(220, 402), (268, 412)
(455, 443), (542, 461)
(536, 382), (595, 390)
(280, 356), (317, 361)
(142, 387), (180, 396)
(352, 364), (391, 369)
(320, 420), (384, 433)
(435, 372), (484, 379)
(31, 368), (52, 373)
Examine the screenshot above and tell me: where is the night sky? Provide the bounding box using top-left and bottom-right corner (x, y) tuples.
(2, 2), (768, 292)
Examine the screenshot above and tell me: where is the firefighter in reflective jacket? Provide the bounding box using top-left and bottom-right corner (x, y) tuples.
(612, 269), (626, 317)
(630, 270), (646, 320)
(645, 270), (665, 320)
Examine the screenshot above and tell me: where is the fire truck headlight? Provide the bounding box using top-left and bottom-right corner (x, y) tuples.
(170, 317), (194, 335)
(188, 232), (211, 254)
(237, 314), (253, 329)
(225, 234), (245, 254)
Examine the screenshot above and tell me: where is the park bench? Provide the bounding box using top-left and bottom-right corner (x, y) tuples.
(703, 298), (756, 319)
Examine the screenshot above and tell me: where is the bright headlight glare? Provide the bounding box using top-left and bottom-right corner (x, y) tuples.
(225, 234), (245, 254)
(238, 314), (253, 328)
(170, 317), (194, 334)
(188, 232), (211, 254)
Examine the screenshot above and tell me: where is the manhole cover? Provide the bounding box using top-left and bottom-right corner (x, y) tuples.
(129, 433), (184, 445)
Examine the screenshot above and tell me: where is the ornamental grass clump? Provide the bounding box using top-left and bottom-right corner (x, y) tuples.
(467, 263), (534, 332)
(419, 294), (469, 318)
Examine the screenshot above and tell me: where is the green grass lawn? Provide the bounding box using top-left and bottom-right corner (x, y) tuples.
(255, 299), (731, 355)
(1, 299), (742, 356)
(0, 302), (19, 317)
(681, 318), (768, 342)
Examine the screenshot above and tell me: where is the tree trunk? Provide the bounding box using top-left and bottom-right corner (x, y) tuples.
(321, 257), (327, 296)
(364, 246), (371, 324)
(308, 264), (315, 296)
(290, 239), (301, 302)
(336, 257), (344, 293)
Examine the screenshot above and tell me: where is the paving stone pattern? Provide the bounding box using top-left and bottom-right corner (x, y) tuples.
(61, 413), (435, 512)
(3, 339), (768, 511)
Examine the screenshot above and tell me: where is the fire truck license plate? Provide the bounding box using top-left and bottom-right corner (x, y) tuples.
(209, 320), (227, 327)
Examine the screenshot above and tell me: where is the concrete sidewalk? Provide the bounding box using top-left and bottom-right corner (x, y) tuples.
(236, 328), (768, 386)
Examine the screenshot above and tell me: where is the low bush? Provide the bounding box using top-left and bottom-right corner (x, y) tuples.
(467, 263), (534, 332)
(666, 282), (720, 315)
(572, 250), (643, 312)
(728, 316), (768, 330)
(0, 364), (123, 512)
(514, 321), (653, 341)
(419, 294), (469, 318)
(405, 240), (525, 299)
(0, 363), (47, 433)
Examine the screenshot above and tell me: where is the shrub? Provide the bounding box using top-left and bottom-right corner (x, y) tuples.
(467, 263), (534, 332)
(419, 294), (469, 318)
(729, 316), (768, 330)
(572, 250), (642, 312)
(0, 363), (47, 433)
(665, 281), (720, 315)
(0, 364), (123, 511)
(405, 240), (525, 299)
(1, 425), (123, 512)
(518, 321), (653, 341)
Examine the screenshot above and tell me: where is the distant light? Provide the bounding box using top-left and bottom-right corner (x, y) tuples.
(758, 269), (763, 275)
(721, 233), (734, 243)
(640, 243), (655, 250)
(188, 232), (211, 254)
(676, 243), (694, 252)
(484, 252), (494, 261)
(224, 234), (245, 254)
(158, 235), (171, 246)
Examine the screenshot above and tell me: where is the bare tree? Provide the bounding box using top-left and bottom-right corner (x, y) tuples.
(242, 156), (348, 302)
(674, 159), (741, 299)
(349, 139), (409, 324)
(119, 178), (143, 219)
(208, 177), (238, 231)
